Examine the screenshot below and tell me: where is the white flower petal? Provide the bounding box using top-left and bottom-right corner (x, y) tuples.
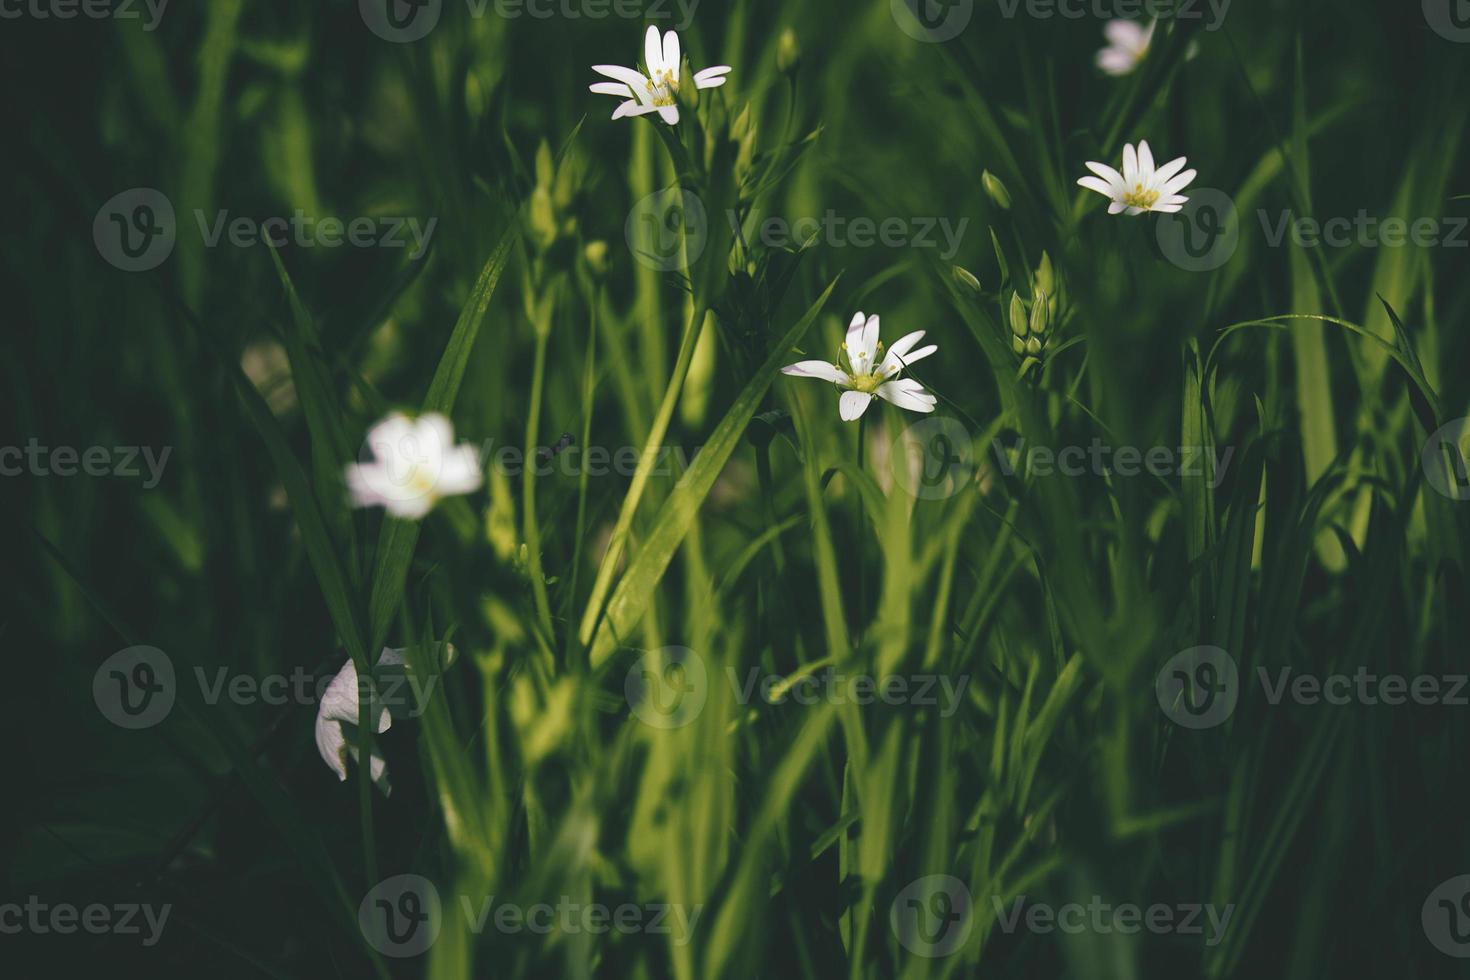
(1153, 155), (1189, 184)
(436, 446), (483, 496)
(590, 81), (634, 97)
(644, 25), (665, 76)
(1136, 140), (1154, 178)
(593, 64), (650, 88)
(1105, 19), (1144, 48)
(1108, 201), (1128, 215)
(662, 29), (680, 78)
(613, 100), (658, 120)
(876, 380), (937, 414)
(656, 104), (680, 125)
(839, 391), (874, 421)
(860, 314), (881, 365)
(693, 66), (732, 88)
(1084, 161), (1125, 188)
(782, 360), (849, 384)
(1122, 143), (1138, 185)
(1097, 49), (1138, 75)
(1154, 203), (1186, 213)
(1077, 175), (1118, 198)
(1161, 168), (1197, 195)
(845, 311), (867, 350)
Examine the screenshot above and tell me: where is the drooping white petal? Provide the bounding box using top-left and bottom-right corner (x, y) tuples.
(656, 104), (680, 125)
(315, 648), (405, 794)
(876, 380), (937, 414)
(613, 101), (659, 120)
(839, 390), (874, 421)
(782, 360), (850, 384)
(590, 81), (635, 97)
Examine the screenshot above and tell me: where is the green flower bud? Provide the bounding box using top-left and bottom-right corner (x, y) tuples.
(983, 170), (1012, 210)
(1012, 336), (1026, 355)
(953, 265), (983, 294)
(1009, 291), (1028, 337)
(583, 240), (609, 275)
(1034, 251), (1054, 298)
(777, 28), (801, 74)
(1026, 335), (1043, 356)
(1029, 289), (1050, 336)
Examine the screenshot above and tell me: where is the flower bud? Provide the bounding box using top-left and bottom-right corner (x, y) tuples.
(1026, 335), (1042, 355)
(953, 265), (983, 294)
(777, 28), (801, 74)
(1009, 291), (1028, 338)
(1029, 290), (1049, 336)
(982, 170), (1012, 210)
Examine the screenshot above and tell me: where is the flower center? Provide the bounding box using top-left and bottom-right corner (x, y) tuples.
(645, 69), (677, 107)
(848, 372), (884, 394)
(1121, 182), (1160, 209)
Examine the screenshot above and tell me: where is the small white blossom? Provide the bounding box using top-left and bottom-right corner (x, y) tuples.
(1077, 140), (1196, 216)
(345, 413), (481, 520)
(589, 26), (731, 125)
(1096, 19), (1155, 76)
(782, 312), (938, 422)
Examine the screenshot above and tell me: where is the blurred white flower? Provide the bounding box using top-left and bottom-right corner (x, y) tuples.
(314, 647), (405, 796)
(345, 412), (481, 520)
(1077, 140), (1196, 216)
(589, 26), (731, 125)
(782, 312), (938, 422)
(1096, 19), (1155, 76)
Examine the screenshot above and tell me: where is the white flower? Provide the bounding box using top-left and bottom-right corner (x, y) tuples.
(1077, 140), (1196, 216)
(345, 412), (481, 520)
(314, 645), (456, 795)
(314, 648), (406, 796)
(1096, 19), (1155, 76)
(589, 25), (732, 125)
(782, 312), (938, 422)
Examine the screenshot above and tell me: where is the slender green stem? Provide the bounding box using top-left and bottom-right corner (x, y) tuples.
(522, 329), (554, 640)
